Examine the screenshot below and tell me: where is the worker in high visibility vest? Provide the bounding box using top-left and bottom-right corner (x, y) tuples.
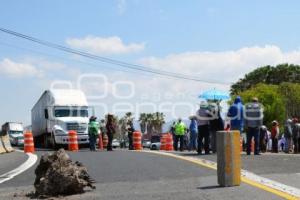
(174, 118), (187, 151)
(88, 116), (99, 151)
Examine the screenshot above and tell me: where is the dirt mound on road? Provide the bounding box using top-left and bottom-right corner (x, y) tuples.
(34, 149), (95, 197)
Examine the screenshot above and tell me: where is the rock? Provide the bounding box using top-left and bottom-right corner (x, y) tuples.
(34, 149), (95, 197)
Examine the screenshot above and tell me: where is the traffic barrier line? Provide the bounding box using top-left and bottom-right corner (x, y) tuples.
(0, 151), (38, 184)
(138, 150), (300, 200)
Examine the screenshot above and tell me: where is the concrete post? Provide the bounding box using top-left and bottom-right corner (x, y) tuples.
(216, 130), (241, 187)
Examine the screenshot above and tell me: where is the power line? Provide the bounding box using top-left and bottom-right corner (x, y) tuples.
(0, 27), (231, 85)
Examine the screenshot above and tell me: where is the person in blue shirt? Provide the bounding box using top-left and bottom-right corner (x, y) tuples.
(189, 116), (198, 151)
(227, 96), (244, 133)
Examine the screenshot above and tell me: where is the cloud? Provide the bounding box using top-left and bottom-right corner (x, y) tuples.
(66, 36), (144, 55)
(0, 58), (43, 78)
(117, 0), (127, 15)
(138, 45), (300, 84)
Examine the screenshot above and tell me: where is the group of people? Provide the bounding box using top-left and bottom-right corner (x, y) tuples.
(171, 101), (224, 154)
(88, 95), (300, 155)
(266, 118), (300, 154)
(171, 96), (265, 155)
(88, 114), (116, 151)
(88, 114), (136, 151)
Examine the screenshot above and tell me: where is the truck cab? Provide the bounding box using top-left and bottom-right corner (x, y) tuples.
(32, 89), (90, 148)
(2, 122), (24, 146)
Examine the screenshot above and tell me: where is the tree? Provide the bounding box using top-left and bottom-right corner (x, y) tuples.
(278, 82), (300, 119)
(231, 64), (300, 94)
(139, 113), (147, 134)
(152, 112), (165, 134)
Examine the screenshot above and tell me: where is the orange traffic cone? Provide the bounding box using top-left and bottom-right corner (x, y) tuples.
(165, 133), (174, 151)
(133, 131), (142, 150)
(160, 134), (166, 151)
(24, 131), (35, 153)
(68, 130), (79, 152)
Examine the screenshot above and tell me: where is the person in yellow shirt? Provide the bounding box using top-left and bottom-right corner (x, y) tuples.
(174, 118), (186, 151)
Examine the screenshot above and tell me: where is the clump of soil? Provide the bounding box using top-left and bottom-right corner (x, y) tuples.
(34, 149), (95, 197)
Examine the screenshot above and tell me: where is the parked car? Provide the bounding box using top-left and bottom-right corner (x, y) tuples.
(142, 139), (151, 148)
(112, 139), (120, 148)
(150, 135), (161, 150)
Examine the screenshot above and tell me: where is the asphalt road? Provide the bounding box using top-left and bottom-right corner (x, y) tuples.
(0, 149), (284, 200)
(174, 151), (300, 189)
(0, 151), (27, 175)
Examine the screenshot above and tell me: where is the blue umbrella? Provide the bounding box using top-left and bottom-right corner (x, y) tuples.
(199, 88), (230, 100)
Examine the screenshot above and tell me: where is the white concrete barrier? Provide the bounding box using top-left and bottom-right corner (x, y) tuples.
(216, 130), (241, 187)
(1, 134), (14, 153)
(0, 136), (6, 154)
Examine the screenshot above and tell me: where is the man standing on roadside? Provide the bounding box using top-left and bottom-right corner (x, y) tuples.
(174, 118), (186, 152)
(245, 97), (263, 155)
(189, 116), (198, 151)
(88, 116), (99, 151)
(196, 102), (212, 155)
(106, 113), (116, 151)
(227, 96), (244, 133)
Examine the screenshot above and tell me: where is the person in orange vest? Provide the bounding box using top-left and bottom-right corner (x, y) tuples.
(271, 120), (279, 153)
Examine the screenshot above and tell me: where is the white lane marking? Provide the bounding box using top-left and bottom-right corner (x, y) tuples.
(0, 152), (38, 184)
(241, 170), (300, 198)
(143, 150), (300, 198)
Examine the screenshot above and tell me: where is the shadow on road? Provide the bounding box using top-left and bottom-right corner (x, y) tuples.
(197, 185), (221, 190)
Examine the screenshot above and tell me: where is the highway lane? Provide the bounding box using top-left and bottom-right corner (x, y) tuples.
(0, 149), (283, 200)
(0, 151), (28, 175)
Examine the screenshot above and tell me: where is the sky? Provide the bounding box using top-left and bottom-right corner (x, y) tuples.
(1, 0), (300, 126)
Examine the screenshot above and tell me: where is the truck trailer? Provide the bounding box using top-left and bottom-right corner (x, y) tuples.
(31, 89), (90, 148)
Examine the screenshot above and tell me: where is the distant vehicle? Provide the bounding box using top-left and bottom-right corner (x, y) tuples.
(112, 139), (120, 148)
(32, 89), (90, 148)
(142, 139), (151, 148)
(2, 122), (24, 146)
(150, 135), (161, 150)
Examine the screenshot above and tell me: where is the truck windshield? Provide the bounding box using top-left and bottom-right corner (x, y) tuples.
(9, 131), (23, 135)
(54, 109), (88, 117)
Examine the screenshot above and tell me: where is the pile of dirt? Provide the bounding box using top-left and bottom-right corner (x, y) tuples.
(34, 149), (95, 197)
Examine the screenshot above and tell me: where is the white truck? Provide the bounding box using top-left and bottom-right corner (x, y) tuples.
(1, 122), (24, 146)
(32, 89), (90, 148)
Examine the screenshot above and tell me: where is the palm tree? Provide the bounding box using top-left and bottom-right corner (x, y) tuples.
(146, 113), (154, 135)
(139, 113), (147, 134)
(153, 112), (165, 134)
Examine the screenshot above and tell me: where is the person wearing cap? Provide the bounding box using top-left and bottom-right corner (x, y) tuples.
(271, 120), (279, 153)
(196, 101), (212, 155)
(174, 118), (187, 151)
(88, 116), (100, 151)
(106, 113), (116, 151)
(244, 97), (263, 155)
